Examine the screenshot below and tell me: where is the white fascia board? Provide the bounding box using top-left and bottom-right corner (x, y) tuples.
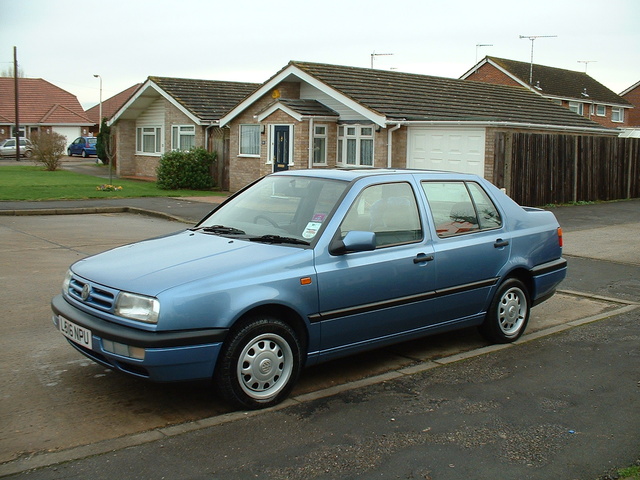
(219, 64), (386, 127)
(400, 119), (619, 136)
(459, 58), (490, 79)
(257, 103), (302, 122)
(108, 79), (203, 126)
(109, 79), (156, 125)
(620, 80), (640, 96)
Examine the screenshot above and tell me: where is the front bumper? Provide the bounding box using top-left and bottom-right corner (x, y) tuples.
(51, 294), (227, 382)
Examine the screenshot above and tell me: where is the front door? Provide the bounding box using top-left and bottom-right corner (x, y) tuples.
(273, 125), (290, 172)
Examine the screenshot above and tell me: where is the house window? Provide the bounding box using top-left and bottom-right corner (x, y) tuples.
(313, 125), (327, 164)
(136, 126), (162, 154)
(337, 125), (374, 167)
(596, 105), (606, 117)
(240, 124), (260, 156)
(612, 107), (624, 123)
(568, 102), (584, 116)
(171, 125), (195, 151)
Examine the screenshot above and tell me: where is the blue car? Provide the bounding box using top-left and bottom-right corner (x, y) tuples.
(52, 169), (566, 409)
(67, 136), (97, 157)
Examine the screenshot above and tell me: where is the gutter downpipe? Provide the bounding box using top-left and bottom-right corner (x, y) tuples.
(386, 123), (403, 168)
(308, 117), (314, 168)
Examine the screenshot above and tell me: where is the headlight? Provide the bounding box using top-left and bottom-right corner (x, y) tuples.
(115, 292), (160, 324)
(62, 270), (72, 294)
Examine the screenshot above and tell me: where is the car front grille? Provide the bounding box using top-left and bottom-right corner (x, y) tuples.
(67, 275), (118, 312)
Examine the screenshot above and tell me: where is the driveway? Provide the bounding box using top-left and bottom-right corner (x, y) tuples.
(0, 199), (638, 478)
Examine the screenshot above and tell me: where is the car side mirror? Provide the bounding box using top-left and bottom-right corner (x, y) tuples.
(330, 231), (377, 255)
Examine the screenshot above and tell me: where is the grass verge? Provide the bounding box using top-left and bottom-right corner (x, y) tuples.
(0, 166), (225, 201)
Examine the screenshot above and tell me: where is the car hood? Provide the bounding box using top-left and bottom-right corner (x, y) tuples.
(71, 230), (310, 296)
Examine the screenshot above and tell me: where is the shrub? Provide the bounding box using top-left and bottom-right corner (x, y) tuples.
(30, 131), (67, 171)
(96, 118), (111, 164)
(156, 147), (216, 190)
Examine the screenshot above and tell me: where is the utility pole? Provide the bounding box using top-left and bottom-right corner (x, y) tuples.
(13, 46), (20, 161)
(519, 35), (557, 86)
(370, 51), (393, 69)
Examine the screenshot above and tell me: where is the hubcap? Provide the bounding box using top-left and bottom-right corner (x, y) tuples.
(498, 287), (526, 336)
(237, 333), (293, 400)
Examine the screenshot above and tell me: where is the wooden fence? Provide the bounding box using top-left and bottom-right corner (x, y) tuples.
(494, 133), (640, 206)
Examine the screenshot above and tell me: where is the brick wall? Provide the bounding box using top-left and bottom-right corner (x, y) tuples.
(465, 64), (522, 87)
(622, 86), (640, 127)
(114, 120), (136, 177)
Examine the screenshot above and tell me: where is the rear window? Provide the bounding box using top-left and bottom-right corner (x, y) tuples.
(86, 138), (97, 144)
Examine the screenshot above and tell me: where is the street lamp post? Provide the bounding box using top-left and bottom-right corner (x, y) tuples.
(93, 74), (102, 133)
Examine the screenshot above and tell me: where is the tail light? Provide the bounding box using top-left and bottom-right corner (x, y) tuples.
(557, 227), (563, 247)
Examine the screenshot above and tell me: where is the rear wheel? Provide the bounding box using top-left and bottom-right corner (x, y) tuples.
(214, 316), (302, 409)
(81, 149), (88, 158)
(480, 278), (530, 343)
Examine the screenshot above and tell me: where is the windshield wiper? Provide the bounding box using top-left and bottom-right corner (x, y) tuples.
(248, 235), (310, 246)
(194, 225), (246, 235)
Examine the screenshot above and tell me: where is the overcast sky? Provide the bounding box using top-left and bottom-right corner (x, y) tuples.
(1, 0), (638, 109)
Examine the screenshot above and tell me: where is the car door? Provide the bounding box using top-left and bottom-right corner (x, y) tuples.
(313, 180), (436, 358)
(421, 180), (510, 321)
(69, 138), (80, 155)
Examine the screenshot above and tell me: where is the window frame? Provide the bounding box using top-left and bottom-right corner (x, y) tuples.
(239, 124), (261, 157)
(171, 124), (196, 152)
(135, 126), (163, 155)
(611, 107), (624, 123)
(337, 124), (375, 167)
(568, 101), (584, 116)
(595, 104), (606, 117)
(312, 124), (328, 165)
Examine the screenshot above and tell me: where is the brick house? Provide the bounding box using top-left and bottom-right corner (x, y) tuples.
(460, 56), (632, 129)
(109, 76), (258, 187)
(0, 77), (93, 146)
(620, 80), (640, 127)
(220, 60), (616, 193)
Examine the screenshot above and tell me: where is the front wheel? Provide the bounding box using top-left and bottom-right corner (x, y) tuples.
(67, 148), (73, 156)
(480, 278), (530, 343)
(214, 316), (302, 409)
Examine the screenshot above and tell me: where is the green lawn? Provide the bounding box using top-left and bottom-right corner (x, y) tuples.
(0, 166), (226, 201)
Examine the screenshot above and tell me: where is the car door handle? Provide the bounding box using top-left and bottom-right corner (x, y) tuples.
(413, 254), (434, 264)
(494, 239), (509, 248)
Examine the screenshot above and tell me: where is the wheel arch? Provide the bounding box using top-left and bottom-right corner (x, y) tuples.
(230, 304), (310, 363)
(500, 266), (534, 299)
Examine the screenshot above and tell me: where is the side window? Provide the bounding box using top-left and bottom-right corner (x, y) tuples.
(422, 181), (501, 238)
(340, 182), (422, 247)
(467, 182), (502, 229)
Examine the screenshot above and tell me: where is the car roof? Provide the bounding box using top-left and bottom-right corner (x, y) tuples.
(271, 168), (481, 182)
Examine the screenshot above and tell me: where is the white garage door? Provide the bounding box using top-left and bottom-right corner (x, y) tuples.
(407, 127), (485, 176)
(52, 127), (82, 149)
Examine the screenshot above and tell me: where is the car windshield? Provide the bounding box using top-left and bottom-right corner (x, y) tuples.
(197, 175), (348, 244)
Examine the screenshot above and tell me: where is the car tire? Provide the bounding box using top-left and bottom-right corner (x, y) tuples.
(24, 149), (33, 158)
(67, 148), (73, 156)
(214, 316), (302, 409)
(82, 150), (88, 158)
(480, 278), (530, 344)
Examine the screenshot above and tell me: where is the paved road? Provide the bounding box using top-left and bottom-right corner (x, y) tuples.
(0, 189), (638, 478)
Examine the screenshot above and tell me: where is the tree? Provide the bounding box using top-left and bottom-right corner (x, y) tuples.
(30, 131), (67, 171)
(96, 118), (110, 164)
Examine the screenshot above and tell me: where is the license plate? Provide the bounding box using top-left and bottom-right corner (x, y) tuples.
(59, 315), (93, 350)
